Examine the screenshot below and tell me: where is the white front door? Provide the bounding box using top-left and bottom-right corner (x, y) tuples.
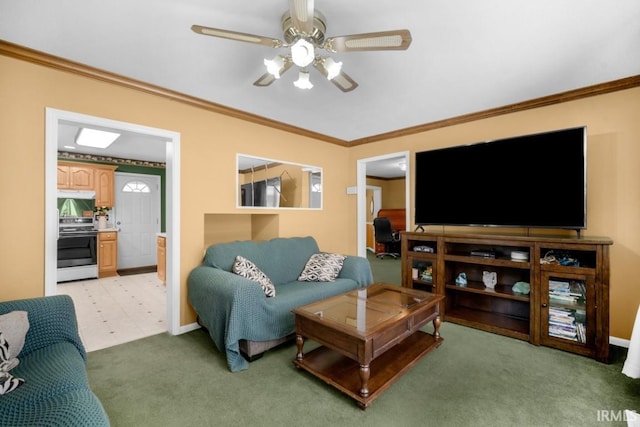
(114, 172), (161, 270)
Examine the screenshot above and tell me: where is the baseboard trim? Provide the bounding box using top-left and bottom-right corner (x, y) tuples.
(173, 322), (201, 336)
(170, 323), (631, 349)
(610, 336), (630, 348)
(117, 265), (157, 276)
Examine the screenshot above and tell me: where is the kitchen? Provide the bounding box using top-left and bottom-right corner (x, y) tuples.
(41, 108), (180, 345)
(57, 161), (119, 282)
(56, 157), (167, 350)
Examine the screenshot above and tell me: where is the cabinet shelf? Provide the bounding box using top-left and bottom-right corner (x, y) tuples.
(445, 254), (531, 269)
(446, 282), (530, 302)
(540, 264), (596, 275)
(549, 299), (586, 310)
(407, 251), (437, 259)
(445, 307), (530, 339)
(401, 231), (612, 362)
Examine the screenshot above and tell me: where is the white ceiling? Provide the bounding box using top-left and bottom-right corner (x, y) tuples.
(2, 0), (639, 176)
(57, 120), (170, 163)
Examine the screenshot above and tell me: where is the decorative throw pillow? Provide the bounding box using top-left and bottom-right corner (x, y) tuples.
(0, 332), (25, 395)
(232, 255), (276, 297)
(298, 253), (346, 282)
(0, 311), (29, 362)
(0, 372), (24, 395)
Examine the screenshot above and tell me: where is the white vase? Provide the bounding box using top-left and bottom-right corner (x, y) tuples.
(98, 216), (107, 229)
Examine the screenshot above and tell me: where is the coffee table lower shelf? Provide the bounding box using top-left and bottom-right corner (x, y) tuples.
(293, 330), (442, 408)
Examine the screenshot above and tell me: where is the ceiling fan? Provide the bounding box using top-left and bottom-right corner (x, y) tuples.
(191, 0), (412, 92)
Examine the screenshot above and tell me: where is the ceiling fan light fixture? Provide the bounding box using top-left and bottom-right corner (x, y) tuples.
(293, 70), (313, 89)
(264, 56), (286, 78)
(323, 57), (342, 80)
(291, 39), (315, 67)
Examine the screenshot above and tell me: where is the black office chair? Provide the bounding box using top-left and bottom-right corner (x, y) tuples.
(373, 216), (401, 259)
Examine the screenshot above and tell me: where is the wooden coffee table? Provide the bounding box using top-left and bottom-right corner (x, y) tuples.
(292, 283), (443, 408)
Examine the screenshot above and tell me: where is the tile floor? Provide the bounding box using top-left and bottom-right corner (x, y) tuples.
(56, 273), (167, 352)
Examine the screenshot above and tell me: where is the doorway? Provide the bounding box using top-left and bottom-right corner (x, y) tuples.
(115, 172), (161, 271)
(365, 186), (382, 252)
(356, 151), (410, 257)
(44, 108), (182, 335)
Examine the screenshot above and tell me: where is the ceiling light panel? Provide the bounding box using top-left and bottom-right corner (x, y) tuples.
(76, 128), (120, 149)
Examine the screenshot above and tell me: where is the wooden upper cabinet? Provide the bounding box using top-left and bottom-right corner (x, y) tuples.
(94, 166), (118, 207)
(57, 161), (118, 207)
(57, 163), (94, 190)
(57, 165), (70, 188)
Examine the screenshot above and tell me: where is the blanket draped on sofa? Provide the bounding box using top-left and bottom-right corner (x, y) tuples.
(188, 236), (373, 372)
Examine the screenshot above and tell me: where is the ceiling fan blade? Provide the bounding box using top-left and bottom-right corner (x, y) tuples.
(325, 29), (412, 52)
(313, 61), (358, 92)
(288, 0), (315, 34)
(328, 71), (358, 92)
(253, 61), (294, 87)
(191, 25), (283, 48)
(253, 72), (277, 87)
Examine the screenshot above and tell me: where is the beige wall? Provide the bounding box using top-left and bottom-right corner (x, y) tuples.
(2, 53), (639, 340)
(0, 55), (354, 325)
(351, 87), (640, 340)
(366, 177), (406, 209)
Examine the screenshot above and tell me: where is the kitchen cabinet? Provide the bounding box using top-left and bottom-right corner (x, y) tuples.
(98, 231), (118, 278)
(57, 162), (94, 190)
(94, 165), (117, 207)
(157, 235), (166, 283)
(57, 161), (118, 208)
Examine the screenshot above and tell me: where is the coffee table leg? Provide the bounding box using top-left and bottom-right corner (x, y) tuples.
(359, 364), (370, 397)
(433, 315), (441, 339)
(295, 334), (305, 361)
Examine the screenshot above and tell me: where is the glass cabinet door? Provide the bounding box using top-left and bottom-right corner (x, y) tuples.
(541, 271), (595, 349)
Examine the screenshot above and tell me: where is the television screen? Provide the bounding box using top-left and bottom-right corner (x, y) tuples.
(414, 126), (586, 230)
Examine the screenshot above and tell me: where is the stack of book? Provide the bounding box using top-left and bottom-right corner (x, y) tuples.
(549, 280), (585, 305)
(549, 306), (586, 343)
(548, 279), (587, 343)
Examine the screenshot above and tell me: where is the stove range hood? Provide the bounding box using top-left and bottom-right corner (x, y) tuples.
(57, 189), (96, 200)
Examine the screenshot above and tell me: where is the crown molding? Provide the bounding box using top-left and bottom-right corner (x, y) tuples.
(0, 39), (348, 147)
(349, 75), (640, 146)
(2, 39), (638, 148)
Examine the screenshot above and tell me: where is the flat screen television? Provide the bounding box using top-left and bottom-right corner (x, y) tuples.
(414, 126), (587, 230)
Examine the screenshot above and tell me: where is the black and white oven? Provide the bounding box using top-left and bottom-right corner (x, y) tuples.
(57, 217), (98, 282)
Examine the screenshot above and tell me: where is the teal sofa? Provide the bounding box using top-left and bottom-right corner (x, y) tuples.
(188, 236), (373, 372)
(0, 295), (109, 426)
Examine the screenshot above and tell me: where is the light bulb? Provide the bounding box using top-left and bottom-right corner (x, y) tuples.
(294, 71), (313, 89)
(324, 57), (343, 80)
(264, 56), (285, 78)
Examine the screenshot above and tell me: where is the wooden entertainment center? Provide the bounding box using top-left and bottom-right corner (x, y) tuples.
(401, 231), (613, 362)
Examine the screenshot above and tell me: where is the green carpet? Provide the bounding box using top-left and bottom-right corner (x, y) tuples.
(366, 250), (402, 285)
(86, 252), (639, 427)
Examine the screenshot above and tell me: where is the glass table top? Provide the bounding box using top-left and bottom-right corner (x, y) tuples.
(295, 284), (434, 332)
